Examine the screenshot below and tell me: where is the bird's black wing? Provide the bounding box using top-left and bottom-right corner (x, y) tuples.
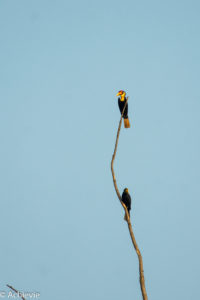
(122, 192), (131, 212)
(127, 194), (131, 210)
(118, 97), (128, 118)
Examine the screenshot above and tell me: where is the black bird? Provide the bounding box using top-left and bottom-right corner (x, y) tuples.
(116, 90), (130, 128)
(121, 188), (131, 220)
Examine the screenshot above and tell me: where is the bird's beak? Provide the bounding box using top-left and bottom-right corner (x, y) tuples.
(116, 92), (121, 96)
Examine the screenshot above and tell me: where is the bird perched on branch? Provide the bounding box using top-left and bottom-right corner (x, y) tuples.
(121, 188), (131, 220)
(116, 90), (130, 128)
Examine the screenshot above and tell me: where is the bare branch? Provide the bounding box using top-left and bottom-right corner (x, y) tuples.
(111, 97), (148, 300)
(7, 285), (26, 300)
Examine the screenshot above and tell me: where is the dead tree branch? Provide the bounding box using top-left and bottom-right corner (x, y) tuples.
(7, 284), (26, 300)
(111, 97), (148, 300)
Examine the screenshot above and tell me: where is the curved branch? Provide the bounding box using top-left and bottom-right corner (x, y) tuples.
(110, 97), (148, 300)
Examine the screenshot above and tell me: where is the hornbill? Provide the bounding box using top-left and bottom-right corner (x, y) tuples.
(116, 90), (130, 128)
(121, 188), (131, 220)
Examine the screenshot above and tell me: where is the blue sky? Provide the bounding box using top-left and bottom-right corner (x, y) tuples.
(0, 0), (200, 299)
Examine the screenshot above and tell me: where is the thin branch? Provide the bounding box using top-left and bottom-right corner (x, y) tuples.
(111, 97), (148, 300)
(7, 285), (26, 300)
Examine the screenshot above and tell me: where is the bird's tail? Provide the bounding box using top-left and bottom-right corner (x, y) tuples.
(124, 118), (130, 128)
